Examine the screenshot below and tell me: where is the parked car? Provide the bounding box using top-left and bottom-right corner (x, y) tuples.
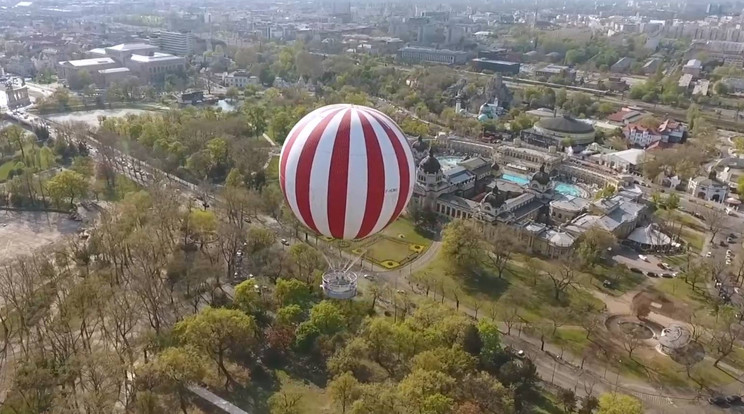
(638, 254), (648, 262)
(661, 273), (674, 278)
(646, 271), (659, 278)
(515, 350), (526, 359)
(281, 238), (290, 246)
(602, 280), (613, 288)
(629, 267), (642, 274)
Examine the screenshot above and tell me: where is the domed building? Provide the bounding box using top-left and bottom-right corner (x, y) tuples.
(410, 136), (430, 163)
(529, 164), (553, 194)
(526, 115), (596, 147)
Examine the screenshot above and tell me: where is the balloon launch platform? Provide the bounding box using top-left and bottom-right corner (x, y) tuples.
(321, 270), (359, 300)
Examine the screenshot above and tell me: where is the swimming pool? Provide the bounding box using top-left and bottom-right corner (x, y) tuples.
(502, 173), (583, 197)
(437, 157), (584, 197)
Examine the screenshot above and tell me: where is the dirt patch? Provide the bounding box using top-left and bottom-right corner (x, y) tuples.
(631, 289), (692, 322)
(0, 210), (82, 262)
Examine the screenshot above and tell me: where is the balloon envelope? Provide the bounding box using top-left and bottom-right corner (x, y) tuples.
(279, 104), (415, 240)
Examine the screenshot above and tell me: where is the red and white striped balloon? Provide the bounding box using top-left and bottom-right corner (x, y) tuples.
(279, 104), (415, 240)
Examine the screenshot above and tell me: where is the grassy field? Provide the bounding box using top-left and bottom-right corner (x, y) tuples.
(0, 159), (15, 181)
(414, 252), (604, 325)
(338, 217), (433, 269)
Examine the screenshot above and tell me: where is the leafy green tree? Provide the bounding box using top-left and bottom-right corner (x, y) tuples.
(233, 278), (260, 314)
(397, 369), (455, 413)
(477, 319), (502, 363)
(576, 227), (617, 266)
(276, 304), (305, 326)
(309, 300), (345, 335)
(136, 347), (209, 414)
(274, 278), (312, 308)
(226, 86), (240, 102)
(225, 168), (245, 188)
(597, 393), (642, 414)
(328, 372), (361, 414)
(441, 219), (482, 274)
(46, 170), (89, 208)
(175, 307), (257, 388)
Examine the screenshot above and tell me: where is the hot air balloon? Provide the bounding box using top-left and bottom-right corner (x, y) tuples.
(279, 104), (415, 241)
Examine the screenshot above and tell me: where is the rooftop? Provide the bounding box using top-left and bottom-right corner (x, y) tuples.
(59, 57), (116, 67)
(129, 52), (184, 63)
(98, 67), (130, 74)
(106, 43), (159, 52)
(536, 115), (595, 134)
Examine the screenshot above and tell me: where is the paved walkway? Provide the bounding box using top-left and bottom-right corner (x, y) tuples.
(189, 385), (250, 414)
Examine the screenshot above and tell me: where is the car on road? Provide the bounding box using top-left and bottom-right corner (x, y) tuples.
(602, 280), (613, 288)
(280, 238), (289, 246)
(515, 350), (526, 359)
(709, 396), (728, 406)
(363, 274), (374, 280)
(638, 254), (648, 262)
(706, 252), (713, 258)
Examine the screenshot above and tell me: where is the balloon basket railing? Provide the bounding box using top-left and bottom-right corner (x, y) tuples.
(319, 248), (363, 300)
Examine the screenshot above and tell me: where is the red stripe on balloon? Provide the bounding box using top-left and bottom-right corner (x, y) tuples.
(294, 109), (344, 234)
(279, 111), (316, 201)
(355, 111), (385, 239)
(327, 109), (352, 239)
(370, 112), (411, 228)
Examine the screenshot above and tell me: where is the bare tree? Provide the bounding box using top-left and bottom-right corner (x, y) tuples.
(697, 206), (727, 243)
(711, 307), (744, 367)
(483, 232), (517, 278)
(546, 262), (580, 301)
(621, 332), (642, 359)
(499, 305), (521, 336)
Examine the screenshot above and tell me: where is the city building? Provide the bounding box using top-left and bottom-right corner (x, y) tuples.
(471, 58), (520, 75)
(535, 64), (576, 82)
(611, 57), (635, 73)
(683, 59), (703, 77)
(689, 40), (744, 67)
(397, 47), (471, 65)
(623, 119), (686, 147)
(607, 108), (643, 126)
(221, 71), (258, 88)
(713, 157), (744, 188)
(104, 43), (160, 64)
(591, 148), (646, 173)
(156, 31), (195, 56)
(97, 67), (131, 87)
(57, 57), (118, 80)
(688, 170), (729, 202)
(126, 53), (185, 82)
(642, 58), (662, 74)
(410, 148), (651, 257)
(525, 115), (597, 147)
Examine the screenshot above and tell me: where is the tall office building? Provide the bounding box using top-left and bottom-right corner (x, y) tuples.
(158, 31), (194, 56)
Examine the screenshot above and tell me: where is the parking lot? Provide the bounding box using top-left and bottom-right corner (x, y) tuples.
(612, 246), (678, 277)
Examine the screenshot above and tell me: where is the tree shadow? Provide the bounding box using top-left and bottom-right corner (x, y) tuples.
(532, 387), (568, 414)
(460, 267), (511, 302)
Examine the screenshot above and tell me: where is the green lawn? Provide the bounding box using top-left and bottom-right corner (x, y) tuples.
(679, 228), (705, 252)
(0, 159), (15, 181)
(414, 252), (604, 325)
(655, 277), (709, 308)
(332, 217), (434, 269)
(552, 327), (591, 356)
(380, 216), (433, 247)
